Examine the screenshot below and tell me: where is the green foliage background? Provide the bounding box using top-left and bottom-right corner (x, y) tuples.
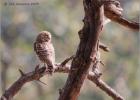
(0, 0), (139, 100)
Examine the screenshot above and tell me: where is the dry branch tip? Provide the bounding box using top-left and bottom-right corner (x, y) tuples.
(36, 79), (47, 85)
(18, 69), (25, 76)
(60, 55), (74, 67)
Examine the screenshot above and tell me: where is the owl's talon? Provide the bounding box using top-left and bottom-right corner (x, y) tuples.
(46, 67), (54, 75)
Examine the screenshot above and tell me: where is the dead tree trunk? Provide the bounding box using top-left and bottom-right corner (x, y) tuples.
(58, 0), (104, 100)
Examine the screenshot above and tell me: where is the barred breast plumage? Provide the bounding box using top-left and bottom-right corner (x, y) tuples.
(34, 31), (55, 75)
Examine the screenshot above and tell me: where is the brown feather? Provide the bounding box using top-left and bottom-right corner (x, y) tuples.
(34, 31), (55, 74)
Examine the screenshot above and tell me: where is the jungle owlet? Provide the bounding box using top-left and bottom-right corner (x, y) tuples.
(34, 31), (55, 75)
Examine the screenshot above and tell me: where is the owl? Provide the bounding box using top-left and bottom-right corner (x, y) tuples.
(34, 31), (55, 75)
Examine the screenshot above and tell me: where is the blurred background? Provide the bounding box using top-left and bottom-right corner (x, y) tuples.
(0, 0), (139, 100)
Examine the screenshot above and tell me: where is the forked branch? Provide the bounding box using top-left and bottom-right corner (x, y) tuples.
(1, 0), (138, 100)
(1, 64), (124, 100)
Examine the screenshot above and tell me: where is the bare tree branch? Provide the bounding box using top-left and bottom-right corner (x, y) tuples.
(1, 1), (138, 100)
(104, 1), (139, 31)
(88, 72), (124, 100)
(1, 66), (46, 100)
(0, 64), (124, 100)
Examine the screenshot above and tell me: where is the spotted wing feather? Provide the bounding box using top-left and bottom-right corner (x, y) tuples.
(34, 42), (55, 74)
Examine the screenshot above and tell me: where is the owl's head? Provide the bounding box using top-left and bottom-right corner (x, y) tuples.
(36, 31), (52, 42)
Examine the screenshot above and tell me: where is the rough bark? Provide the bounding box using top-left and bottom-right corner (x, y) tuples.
(58, 0), (104, 100)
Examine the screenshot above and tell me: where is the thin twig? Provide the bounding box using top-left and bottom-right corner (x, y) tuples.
(99, 42), (110, 52)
